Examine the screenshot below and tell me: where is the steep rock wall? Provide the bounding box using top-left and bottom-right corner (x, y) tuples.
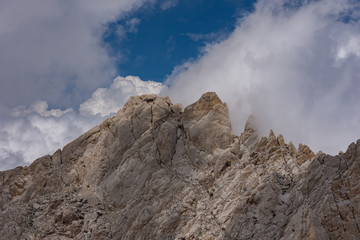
(0, 92), (359, 240)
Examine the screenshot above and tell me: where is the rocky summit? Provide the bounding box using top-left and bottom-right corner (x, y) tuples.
(1, 92), (360, 240)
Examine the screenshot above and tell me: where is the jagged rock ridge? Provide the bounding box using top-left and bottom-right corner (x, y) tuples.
(1, 92), (360, 239)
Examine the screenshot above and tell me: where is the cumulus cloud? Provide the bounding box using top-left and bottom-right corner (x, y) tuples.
(0, 0), (163, 170)
(10, 101), (73, 118)
(336, 35), (360, 60)
(3, 0), (360, 171)
(0, 105), (103, 171)
(0, 75), (162, 171)
(164, 0), (360, 154)
(0, 0), (153, 109)
(80, 75), (164, 117)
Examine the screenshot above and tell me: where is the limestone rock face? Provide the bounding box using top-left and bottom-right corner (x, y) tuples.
(182, 92), (234, 153)
(1, 92), (360, 240)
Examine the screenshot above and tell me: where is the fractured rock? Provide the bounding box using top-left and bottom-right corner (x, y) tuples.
(0, 92), (359, 240)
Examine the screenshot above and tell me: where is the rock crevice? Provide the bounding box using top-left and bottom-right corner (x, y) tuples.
(1, 92), (359, 240)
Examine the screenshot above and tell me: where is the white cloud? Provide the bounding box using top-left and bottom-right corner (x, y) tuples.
(3, 0), (360, 171)
(115, 25), (127, 40)
(164, 0), (360, 155)
(80, 76), (164, 117)
(0, 75), (162, 170)
(0, 107), (104, 171)
(126, 18), (141, 33)
(160, 0), (179, 11)
(0, 0), (163, 170)
(0, 0), (153, 109)
(336, 35), (360, 60)
(10, 101), (73, 118)
(114, 18), (141, 41)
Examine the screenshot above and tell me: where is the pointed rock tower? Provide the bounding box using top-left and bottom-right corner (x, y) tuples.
(1, 92), (360, 239)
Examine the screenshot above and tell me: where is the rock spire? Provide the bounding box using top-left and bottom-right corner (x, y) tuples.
(1, 92), (359, 239)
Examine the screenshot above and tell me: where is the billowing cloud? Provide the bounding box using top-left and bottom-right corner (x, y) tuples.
(0, 105), (103, 171)
(0, 75), (162, 171)
(164, 0), (360, 154)
(0, 0), (163, 170)
(0, 0), (153, 109)
(336, 35), (360, 60)
(80, 75), (164, 117)
(3, 0), (360, 171)
(10, 101), (73, 118)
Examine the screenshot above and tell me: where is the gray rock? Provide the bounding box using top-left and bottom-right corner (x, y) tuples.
(0, 92), (359, 240)
(182, 92), (234, 153)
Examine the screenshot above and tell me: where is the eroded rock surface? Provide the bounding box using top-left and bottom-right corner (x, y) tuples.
(1, 92), (360, 240)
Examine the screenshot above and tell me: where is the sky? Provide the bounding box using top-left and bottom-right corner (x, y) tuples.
(1, 0), (360, 170)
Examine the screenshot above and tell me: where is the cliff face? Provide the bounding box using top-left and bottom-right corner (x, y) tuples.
(1, 92), (360, 240)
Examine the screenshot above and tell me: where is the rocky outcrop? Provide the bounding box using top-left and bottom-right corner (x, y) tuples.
(0, 92), (360, 239)
(182, 92), (234, 153)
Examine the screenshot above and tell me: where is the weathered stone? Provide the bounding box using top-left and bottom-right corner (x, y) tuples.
(297, 143), (315, 165)
(182, 92), (234, 153)
(277, 134), (285, 146)
(0, 92), (359, 240)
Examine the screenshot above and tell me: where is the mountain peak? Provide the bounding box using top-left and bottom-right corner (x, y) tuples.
(182, 92), (233, 153)
(1, 92), (360, 239)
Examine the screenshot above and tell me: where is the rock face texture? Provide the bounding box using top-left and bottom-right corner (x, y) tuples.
(1, 92), (360, 240)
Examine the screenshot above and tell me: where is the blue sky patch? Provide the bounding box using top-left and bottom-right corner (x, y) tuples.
(103, 0), (257, 82)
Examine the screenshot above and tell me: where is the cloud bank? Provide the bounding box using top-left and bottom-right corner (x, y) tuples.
(0, 0), (153, 109)
(0, 106), (102, 171)
(164, 0), (360, 154)
(2, 0), (360, 170)
(0, 76), (162, 171)
(80, 76), (164, 117)
(0, 0), (161, 170)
